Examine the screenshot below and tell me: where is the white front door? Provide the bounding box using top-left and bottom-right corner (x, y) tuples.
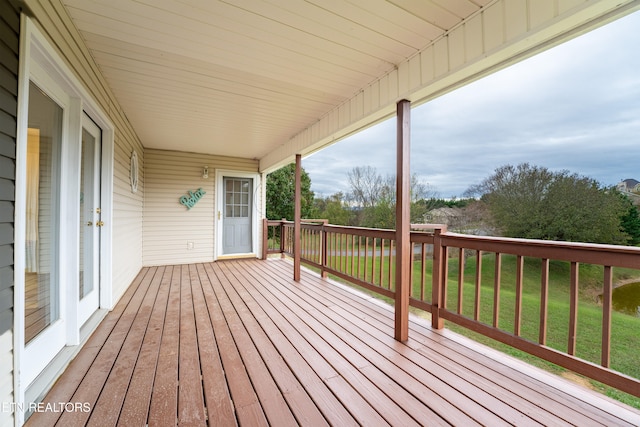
(78, 114), (101, 326)
(222, 177), (253, 254)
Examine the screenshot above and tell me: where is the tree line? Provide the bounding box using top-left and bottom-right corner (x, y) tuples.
(266, 162), (640, 246)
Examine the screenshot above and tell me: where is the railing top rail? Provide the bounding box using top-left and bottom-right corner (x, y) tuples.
(410, 223), (447, 232)
(279, 220), (397, 238)
(441, 232), (640, 269)
(322, 223), (396, 237)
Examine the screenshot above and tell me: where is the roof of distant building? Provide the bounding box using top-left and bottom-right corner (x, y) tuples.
(620, 178), (640, 187)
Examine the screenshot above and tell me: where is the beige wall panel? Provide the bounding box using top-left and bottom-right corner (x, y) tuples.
(505, 0), (529, 41)
(408, 55), (421, 92)
(420, 46), (435, 83)
(379, 74), (390, 106)
(388, 69), (399, 101)
(530, 0), (557, 29)
(398, 61), (410, 95)
(339, 103), (349, 129)
(448, 26), (466, 71)
(363, 86), (372, 115)
(483, 3), (505, 53)
(353, 92), (364, 122)
(465, 15), (485, 61)
(434, 37), (449, 77)
(143, 149), (258, 266)
(559, 0), (588, 14)
(370, 80), (380, 112)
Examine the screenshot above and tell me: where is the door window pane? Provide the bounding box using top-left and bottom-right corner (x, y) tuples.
(224, 178), (251, 218)
(25, 82), (63, 343)
(79, 128), (96, 299)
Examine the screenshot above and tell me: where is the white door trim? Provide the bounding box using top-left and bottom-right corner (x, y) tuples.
(215, 170), (261, 260)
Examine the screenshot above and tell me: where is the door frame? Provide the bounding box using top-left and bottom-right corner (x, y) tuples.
(14, 16), (115, 419)
(77, 114), (102, 326)
(215, 170), (260, 260)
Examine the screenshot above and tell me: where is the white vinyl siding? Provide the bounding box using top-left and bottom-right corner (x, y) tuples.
(25, 0), (145, 303)
(0, 0), (18, 424)
(143, 149), (258, 266)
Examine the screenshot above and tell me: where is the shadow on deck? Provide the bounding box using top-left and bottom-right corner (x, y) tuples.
(27, 259), (640, 426)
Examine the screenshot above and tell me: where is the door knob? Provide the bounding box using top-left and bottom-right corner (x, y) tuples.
(87, 221), (93, 226)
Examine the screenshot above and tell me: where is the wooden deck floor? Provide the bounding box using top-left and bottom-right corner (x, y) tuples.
(27, 259), (640, 426)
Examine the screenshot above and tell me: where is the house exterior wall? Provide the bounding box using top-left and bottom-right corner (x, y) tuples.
(143, 148), (259, 266)
(0, 0), (19, 425)
(24, 0), (145, 302)
(260, 0), (639, 172)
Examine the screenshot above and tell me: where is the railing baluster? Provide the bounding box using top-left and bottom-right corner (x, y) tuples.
(351, 234), (355, 277)
(379, 239), (384, 287)
(420, 243), (426, 301)
(602, 265), (613, 367)
(332, 232), (337, 270)
(342, 233), (346, 272)
(281, 222), (286, 255)
(458, 248), (464, 314)
(371, 238), (377, 284)
(474, 250), (483, 321)
(388, 240), (394, 290)
(357, 235), (361, 279)
(568, 261), (579, 356)
(431, 227), (445, 329)
(493, 253), (501, 328)
(514, 255), (524, 336)
(410, 242), (415, 297)
(364, 237), (369, 282)
(539, 258), (549, 345)
(321, 226), (327, 277)
(442, 246), (449, 309)
(314, 229), (322, 264)
(302, 228), (306, 259)
(342, 233), (346, 273)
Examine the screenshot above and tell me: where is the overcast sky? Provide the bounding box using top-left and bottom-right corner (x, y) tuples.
(303, 11), (640, 199)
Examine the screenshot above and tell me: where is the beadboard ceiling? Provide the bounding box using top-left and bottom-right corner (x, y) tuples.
(60, 0), (491, 161)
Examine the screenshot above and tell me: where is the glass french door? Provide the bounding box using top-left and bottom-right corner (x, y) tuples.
(78, 114), (102, 326)
(22, 80), (103, 386)
(23, 80), (67, 383)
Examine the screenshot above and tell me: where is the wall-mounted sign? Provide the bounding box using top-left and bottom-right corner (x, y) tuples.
(180, 188), (206, 210)
(130, 150), (138, 193)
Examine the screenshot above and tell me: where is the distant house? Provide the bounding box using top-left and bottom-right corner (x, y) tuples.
(425, 207), (461, 225)
(617, 179), (640, 194)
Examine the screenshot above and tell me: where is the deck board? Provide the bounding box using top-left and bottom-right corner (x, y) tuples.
(26, 259), (640, 427)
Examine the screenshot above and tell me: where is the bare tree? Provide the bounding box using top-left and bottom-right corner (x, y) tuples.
(347, 166), (384, 208)
(348, 166), (437, 206)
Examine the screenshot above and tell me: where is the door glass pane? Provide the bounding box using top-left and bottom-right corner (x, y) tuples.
(25, 82), (62, 343)
(79, 128), (96, 299)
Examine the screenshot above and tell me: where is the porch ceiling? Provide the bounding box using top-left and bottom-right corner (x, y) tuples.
(61, 0), (487, 160)
(59, 0), (638, 171)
